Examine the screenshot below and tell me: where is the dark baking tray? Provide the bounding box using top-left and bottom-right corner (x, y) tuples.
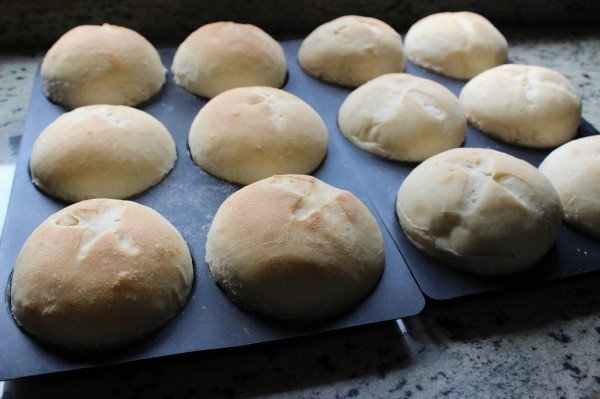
(0, 42), (426, 381)
(331, 56), (600, 300)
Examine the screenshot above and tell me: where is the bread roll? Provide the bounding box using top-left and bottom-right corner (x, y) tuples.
(206, 175), (385, 321)
(30, 105), (177, 203)
(459, 64), (582, 148)
(298, 15), (404, 87)
(188, 86), (328, 185)
(396, 148), (563, 275)
(338, 73), (466, 162)
(41, 24), (165, 108)
(539, 136), (600, 239)
(10, 199), (194, 350)
(171, 22), (287, 99)
(404, 12), (508, 79)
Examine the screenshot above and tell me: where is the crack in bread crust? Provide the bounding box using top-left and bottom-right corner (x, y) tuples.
(54, 201), (140, 260)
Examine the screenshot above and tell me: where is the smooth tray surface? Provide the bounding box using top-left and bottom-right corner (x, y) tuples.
(0, 42), (426, 381)
(337, 60), (600, 300)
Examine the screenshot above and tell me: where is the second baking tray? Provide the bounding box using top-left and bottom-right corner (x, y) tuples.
(328, 50), (600, 300)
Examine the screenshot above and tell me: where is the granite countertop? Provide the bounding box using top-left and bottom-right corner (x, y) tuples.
(1, 18), (600, 399)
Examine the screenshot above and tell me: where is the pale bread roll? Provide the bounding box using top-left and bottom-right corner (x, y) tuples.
(206, 175), (385, 321)
(41, 24), (166, 109)
(396, 148), (563, 275)
(459, 64), (582, 148)
(10, 199), (194, 350)
(188, 86), (328, 185)
(539, 136), (600, 240)
(171, 22), (287, 99)
(404, 12), (508, 79)
(338, 73), (466, 162)
(298, 15), (404, 87)
(30, 105), (177, 203)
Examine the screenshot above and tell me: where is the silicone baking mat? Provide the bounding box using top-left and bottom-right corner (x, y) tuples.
(0, 43), (426, 381)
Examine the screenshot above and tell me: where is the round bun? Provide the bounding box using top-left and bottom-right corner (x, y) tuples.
(188, 86), (328, 185)
(459, 64), (582, 148)
(41, 24), (166, 109)
(298, 15), (404, 87)
(10, 199), (194, 350)
(171, 22), (287, 99)
(539, 136), (600, 239)
(396, 148), (563, 275)
(30, 105), (177, 203)
(404, 12), (508, 80)
(206, 174), (385, 321)
(338, 73), (466, 162)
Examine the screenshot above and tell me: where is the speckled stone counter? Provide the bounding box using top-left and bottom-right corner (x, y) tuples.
(1, 17), (600, 399)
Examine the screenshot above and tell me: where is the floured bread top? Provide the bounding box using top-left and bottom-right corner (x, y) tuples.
(396, 148), (563, 275)
(298, 15), (404, 87)
(206, 174), (385, 321)
(30, 104), (176, 203)
(338, 73), (466, 161)
(10, 199), (194, 350)
(459, 64), (582, 148)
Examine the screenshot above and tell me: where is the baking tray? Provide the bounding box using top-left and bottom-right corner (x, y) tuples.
(0, 42), (427, 381)
(332, 56), (600, 300)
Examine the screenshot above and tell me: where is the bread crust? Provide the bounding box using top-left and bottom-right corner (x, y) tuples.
(171, 21), (287, 99)
(188, 86), (328, 185)
(459, 64), (582, 148)
(41, 24), (166, 108)
(396, 148), (563, 275)
(540, 136), (600, 239)
(298, 15), (404, 87)
(10, 199), (194, 350)
(29, 105), (177, 202)
(206, 175), (385, 321)
(338, 73), (466, 161)
(404, 12), (508, 79)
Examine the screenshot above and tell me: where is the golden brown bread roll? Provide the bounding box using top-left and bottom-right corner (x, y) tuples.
(41, 24), (166, 108)
(396, 148), (563, 275)
(539, 136), (600, 240)
(459, 64), (582, 148)
(188, 86), (328, 185)
(338, 73), (466, 162)
(298, 15), (404, 87)
(404, 11), (508, 79)
(206, 175), (385, 321)
(29, 105), (177, 203)
(10, 199), (194, 350)
(171, 21), (287, 99)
